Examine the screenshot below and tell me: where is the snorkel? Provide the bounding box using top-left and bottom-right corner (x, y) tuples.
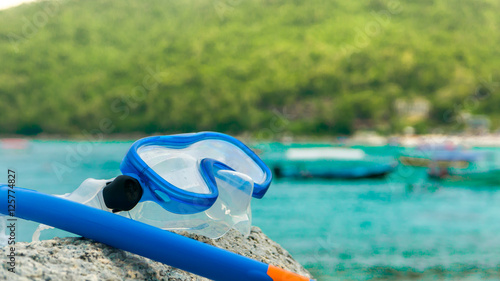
(1, 132), (313, 280)
(0, 185), (311, 281)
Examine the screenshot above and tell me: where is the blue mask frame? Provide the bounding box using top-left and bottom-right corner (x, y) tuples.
(120, 132), (272, 214)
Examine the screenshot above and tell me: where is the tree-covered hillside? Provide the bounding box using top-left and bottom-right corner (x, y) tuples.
(0, 0), (499, 136)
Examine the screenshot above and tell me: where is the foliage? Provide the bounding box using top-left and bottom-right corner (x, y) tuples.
(0, 0), (498, 136)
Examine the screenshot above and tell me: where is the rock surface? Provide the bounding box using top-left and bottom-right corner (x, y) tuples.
(1, 226), (312, 280)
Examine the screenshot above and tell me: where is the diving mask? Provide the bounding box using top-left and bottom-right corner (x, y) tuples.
(33, 132), (272, 239)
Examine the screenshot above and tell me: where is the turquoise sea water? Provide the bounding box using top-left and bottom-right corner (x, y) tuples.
(2, 141), (500, 281)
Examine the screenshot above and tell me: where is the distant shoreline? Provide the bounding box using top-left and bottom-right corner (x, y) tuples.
(2, 133), (500, 147)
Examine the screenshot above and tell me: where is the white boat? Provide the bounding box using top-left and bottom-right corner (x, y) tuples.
(285, 147), (366, 161)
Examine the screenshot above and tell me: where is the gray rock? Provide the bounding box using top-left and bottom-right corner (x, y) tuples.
(1, 226), (312, 280)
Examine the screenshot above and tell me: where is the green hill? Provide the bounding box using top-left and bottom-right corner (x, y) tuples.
(0, 0), (499, 136)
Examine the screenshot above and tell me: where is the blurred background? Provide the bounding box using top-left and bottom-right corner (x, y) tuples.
(1, 0), (500, 280)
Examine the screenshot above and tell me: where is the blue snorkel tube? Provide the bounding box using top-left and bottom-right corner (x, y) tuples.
(0, 185), (311, 281)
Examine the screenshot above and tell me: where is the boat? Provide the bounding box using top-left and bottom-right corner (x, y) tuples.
(426, 149), (500, 187)
(398, 143), (464, 167)
(0, 138), (29, 150)
(272, 147), (397, 179)
(429, 169), (500, 187)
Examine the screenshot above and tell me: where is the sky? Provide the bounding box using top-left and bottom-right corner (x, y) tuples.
(0, 0), (38, 10)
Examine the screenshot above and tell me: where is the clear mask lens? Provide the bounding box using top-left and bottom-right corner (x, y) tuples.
(127, 169), (254, 238)
(137, 139), (266, 193)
